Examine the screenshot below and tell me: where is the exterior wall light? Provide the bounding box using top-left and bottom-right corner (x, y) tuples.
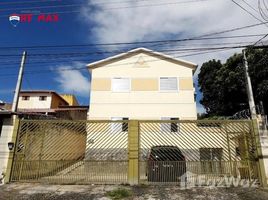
(8, 142), (14, 151)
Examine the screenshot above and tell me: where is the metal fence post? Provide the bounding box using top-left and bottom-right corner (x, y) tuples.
(4, 116), (20, 183)
(128, 120), (139, 185)
(252, 119), (268, 187)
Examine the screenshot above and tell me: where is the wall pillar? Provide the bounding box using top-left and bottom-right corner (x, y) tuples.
(4, 116), (20, 183)
(252, 119), (268, 187)
(128, 120), (139, 185)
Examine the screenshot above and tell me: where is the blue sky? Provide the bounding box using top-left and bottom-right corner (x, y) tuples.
(0, 0), (266, 112)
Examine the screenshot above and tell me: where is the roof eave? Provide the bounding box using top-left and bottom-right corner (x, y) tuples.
(86, 47), (197, 71)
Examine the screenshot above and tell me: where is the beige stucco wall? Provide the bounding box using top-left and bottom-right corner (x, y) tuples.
(0, 118), (14, 181)
(60, 94), (79, 106)
(88, 52), (197, 120)
(51, 94), (68, 108)
(18, 93), (52, 109)
(131, 78), (158, 91)
(91, 79), (111, 91)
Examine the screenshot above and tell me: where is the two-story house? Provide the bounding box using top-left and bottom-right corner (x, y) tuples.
(87, 48), (197, 121)
(18, 90), (69, 114)
(17, 90), (88, 119)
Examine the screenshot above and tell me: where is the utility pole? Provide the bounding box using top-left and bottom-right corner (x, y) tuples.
(12, 51), (27, 113)
(242, 49), (257, 119)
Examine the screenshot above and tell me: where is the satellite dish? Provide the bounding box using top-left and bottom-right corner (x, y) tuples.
(9, 15), (20, 27)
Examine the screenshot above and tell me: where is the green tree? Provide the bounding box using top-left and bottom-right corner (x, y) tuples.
(198, 48), (268, 117)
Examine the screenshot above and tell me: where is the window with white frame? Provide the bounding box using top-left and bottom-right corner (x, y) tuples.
(161, 117), (179, 132)
(112, 78), (130, 92)
(160, 77), (178, 91)
(111, 117), (129, 132)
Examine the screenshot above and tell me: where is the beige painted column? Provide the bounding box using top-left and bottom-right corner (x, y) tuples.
(128, 120), (139, 185)
(253, 119), (268, 187)
(4, 116), (20, 183)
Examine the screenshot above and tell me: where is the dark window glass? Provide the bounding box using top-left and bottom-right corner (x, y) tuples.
(0, 119), (3, 137)
(122, 117), (128, 131)
(170, 118), (179, 132)
(22, 96), (30, 100)
(39, 96), (47, 101)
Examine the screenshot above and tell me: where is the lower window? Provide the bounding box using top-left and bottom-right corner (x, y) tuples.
(111, 117), (129, 132)
(161, 117), (179, 132)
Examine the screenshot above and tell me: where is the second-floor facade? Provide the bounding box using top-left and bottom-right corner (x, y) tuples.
(87, 48), (198, 120)
(18, 90), (69, 111)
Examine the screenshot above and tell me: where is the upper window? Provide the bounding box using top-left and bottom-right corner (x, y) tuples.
(112, 78), (130, 92)
(39, 96), (47, 101)
(160, 77), (178, 91)
(22, 96), (30, 101)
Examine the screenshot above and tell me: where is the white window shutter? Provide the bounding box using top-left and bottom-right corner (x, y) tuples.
(161, 117), (179, 132)
(161, 117), (171, 132)
(111, 117), (123, 132)
(111, 117), (129, 132)
(160, 77), (177, 91)
(112, 78), (130, 92)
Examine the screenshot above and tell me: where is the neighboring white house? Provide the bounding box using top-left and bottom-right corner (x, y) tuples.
(18, 90), (69, 113)
(87, 48), (198, 120)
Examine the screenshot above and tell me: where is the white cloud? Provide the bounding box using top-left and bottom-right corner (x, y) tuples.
(55, 63), (90, 97)
(81, 0), (268, 61)
(80, 0), (268, 111)
(82, 0), (266, 44)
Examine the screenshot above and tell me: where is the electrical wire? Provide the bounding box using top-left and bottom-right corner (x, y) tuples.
(0, 46), (249, 77)
(0, 31), (266, 50)
(231, 0), (267, 25)
(0, 0), (61, 5)
(241, 0), (259, 14)
(0, 0), (212, 17)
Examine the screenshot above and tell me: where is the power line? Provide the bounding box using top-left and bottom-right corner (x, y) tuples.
(241, 0), (259, 14)
(253, 33), (268, 46)
(258, 0), (268, 21)
(0, 40), (261, 64)
(0, 0), (211, 12)
(0, 45), (251, 77)
(0, 31), (266, 50)
(98, 0), (210, 10)
(0, 3), (83, 12)
(0, 0), (211, 17)
(230, 0), (268, 46)
(230, 0), (266, 25)
(0, 0), (61, 5)
(0, 39), (262, 68)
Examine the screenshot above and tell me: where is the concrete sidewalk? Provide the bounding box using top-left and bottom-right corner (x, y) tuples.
(1, 183), (268, 200)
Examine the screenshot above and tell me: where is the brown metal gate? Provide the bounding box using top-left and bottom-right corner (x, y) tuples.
(10, 120), (128, 184)
(10, 119), (260, 186)
(139, 120), (260, 185)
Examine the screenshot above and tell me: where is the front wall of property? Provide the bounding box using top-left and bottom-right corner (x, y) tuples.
(0, 118), (14, 180)
(88, 53), (197, 120)
(9, 120), (260, 185)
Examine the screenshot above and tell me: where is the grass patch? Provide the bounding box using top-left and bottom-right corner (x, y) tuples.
(106, 188), (132, 200)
